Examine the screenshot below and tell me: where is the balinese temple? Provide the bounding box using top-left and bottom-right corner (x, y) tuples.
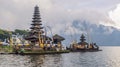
(25, 6), (51, 48)
(53, 34), (65, 44)
(78, 34), (88, 49)
(68, 34), (100, 51)
(52, 34), (65, 50)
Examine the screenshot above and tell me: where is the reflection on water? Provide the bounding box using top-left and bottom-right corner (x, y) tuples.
(29, 55), (62, 67)
(29, 55), (45, 67)
(0, 47), (120, 67)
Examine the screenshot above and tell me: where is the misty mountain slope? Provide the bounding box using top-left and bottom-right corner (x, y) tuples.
(62, 20), (120, 46)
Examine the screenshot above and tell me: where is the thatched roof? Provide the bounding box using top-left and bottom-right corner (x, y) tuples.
(25, 35), (52, 41)
(53, 34), (65, 41)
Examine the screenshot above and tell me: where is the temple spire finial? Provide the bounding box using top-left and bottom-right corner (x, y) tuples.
(35, 5), (38, 7)
(80, 34), (86, 42)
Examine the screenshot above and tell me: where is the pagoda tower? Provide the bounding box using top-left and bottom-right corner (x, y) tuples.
(80, 34), (86, 43)
(25, 5), (45, 48)
(78, 34), (88, 46)
(30, 5), (44, 36)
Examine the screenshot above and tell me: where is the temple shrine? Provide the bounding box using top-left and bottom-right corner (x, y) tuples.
(67, 34), (100, 52)
(25, 5), (51, 49)
(19, 5), (68, 54)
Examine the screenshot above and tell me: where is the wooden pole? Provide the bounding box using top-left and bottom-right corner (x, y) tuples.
(38, 31), (41, 48)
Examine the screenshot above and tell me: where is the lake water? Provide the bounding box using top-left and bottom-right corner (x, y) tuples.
(0, 46), (120, 67)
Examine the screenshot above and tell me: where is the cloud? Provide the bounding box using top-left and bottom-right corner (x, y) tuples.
(99, 3), (120, 32)
(108, 4), (120, 29)
(0, 0), (120, 35)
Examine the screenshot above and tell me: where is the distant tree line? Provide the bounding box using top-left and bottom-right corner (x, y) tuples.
(0, 29), (29, 41)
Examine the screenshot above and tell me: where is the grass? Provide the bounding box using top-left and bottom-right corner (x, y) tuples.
(20, 50), (70, 55)
(0, 46), (13, 53)
(0, 46), (70, 55)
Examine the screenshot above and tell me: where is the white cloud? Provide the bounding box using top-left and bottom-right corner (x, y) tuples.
(0, 0), (120, 35)
(108, 4), (120, 29)
(99, 3), (120, 31)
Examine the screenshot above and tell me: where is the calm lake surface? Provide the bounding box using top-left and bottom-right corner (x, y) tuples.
(0, 46), (120, 67)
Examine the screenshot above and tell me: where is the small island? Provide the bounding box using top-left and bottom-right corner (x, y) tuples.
(67, 34), (101, 52)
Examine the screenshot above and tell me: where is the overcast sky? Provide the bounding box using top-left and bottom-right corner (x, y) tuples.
(0, 0), (120, 35)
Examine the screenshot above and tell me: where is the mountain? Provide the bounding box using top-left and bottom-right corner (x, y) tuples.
(62, 20), (120, 46)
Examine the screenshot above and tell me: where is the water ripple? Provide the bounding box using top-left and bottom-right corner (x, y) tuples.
(0, 47), (120, 67)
